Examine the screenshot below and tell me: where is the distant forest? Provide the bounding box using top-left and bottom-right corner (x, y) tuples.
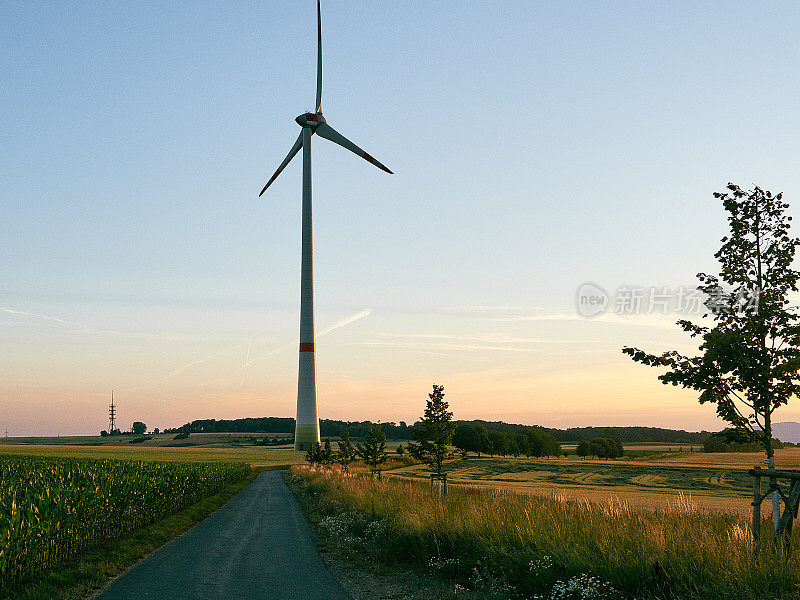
(166, 417), (711, 443)
(462, 420), (710, 444)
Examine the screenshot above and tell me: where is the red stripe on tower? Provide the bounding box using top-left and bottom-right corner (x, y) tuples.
(362, 151), (374, 163)
(299, 343), (315, 352)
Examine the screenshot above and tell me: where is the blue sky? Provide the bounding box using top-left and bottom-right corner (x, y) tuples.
(4, 1), (800, 435)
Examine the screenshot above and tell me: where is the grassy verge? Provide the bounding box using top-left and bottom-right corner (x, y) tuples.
(0, 467), (272, 600)
(286, 465), (800, 600)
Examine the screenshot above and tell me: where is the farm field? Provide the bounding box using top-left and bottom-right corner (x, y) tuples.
(3, 439), (790, 517)
(0, 444), (303, 468)
(389, 452), (784, 517)
(0, 432), (294, 448)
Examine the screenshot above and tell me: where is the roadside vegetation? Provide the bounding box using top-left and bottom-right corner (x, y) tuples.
(288, 466), (797, 600)
(0, 454), (250, 593)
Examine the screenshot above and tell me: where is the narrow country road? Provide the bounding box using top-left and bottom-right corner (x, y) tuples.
(95, 470), (352, 600)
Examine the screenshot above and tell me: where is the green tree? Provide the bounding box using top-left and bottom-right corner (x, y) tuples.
(336, 430), (356, 471)
(407, 384), (457, 477)
(623, 184), (800, 548)
(610, 437), (624, 458)
(305, 441), (320, 466)
(321, 438), (334, 468)
(589, 438), (606, 459)
(488, 430), (507, 458)
(131, 422), (147, 435)
(507, 436), (520, 458)
(474, 424), (490, 457)
(590, 437), (622, 459)
(623, 184), (800, 467)
(396, 443), (406, 456)
(515, 433), (531, 458)
(356, 424), (389, 473)
(451, 423), (476, 455)
(576, 440), (590, 459)
(543, 434), (563, 458)
(526, 429), (544, 457)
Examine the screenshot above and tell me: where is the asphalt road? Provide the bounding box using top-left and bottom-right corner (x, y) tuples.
(95, 470), (352, 600)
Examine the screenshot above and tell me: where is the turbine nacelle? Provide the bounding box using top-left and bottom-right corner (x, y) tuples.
(295, 112), (326, 128)
(258, 1), (393, 198)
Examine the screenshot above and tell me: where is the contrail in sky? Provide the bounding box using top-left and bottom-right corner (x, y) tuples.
(0, 306), (77, 326)
(244, 338), (252, 369)
(161, 346), (238, 382)
(318, 309), (372, 336)
(238, 338), (253, 386)
(244, 308), (373, 369)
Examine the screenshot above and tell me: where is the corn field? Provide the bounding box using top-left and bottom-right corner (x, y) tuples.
(0, 454), (250, 588)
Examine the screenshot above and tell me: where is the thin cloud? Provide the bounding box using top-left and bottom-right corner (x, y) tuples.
(0, 305), (210, 342)
(360, 341), (539, 353)
(445, 305), (547, 313)
(443, 305), (684, 330)
(378, 332), (566, 344)
(491, 312), (679, 329)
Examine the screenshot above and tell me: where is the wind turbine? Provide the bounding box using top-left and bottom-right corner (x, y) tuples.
(259, 1), (393, 451)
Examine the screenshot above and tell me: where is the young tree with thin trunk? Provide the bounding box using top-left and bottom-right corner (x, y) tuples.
(321, 438), (334, 468)
(336, 429), (356, 472)
(304, 441), (320, 467)
(356, 424), (389, 476)
(407, 384), (457, 478)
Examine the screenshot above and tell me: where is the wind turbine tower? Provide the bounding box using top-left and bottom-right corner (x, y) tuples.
(258, 1), (393, 450)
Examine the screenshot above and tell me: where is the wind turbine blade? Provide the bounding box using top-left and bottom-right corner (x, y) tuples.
(315, 0), (323, 112)
(258, 132), (303, 197)
(315, 123), (393, 174)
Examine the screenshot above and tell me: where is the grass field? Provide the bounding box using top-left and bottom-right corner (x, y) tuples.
(288, 465), (798, 600)
(387, 449), (797, 518)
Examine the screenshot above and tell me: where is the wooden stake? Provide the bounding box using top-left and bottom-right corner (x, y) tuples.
(753, 467), (762, 557)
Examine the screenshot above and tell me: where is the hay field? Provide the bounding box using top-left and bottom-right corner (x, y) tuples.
(388, 452), (783, 517)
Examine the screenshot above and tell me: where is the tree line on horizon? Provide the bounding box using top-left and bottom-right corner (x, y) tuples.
(451, 423), (562, 458)
(164, 416), (711, 444)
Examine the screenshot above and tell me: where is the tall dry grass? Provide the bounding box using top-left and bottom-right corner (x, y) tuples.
(289, 465), (800, 599)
